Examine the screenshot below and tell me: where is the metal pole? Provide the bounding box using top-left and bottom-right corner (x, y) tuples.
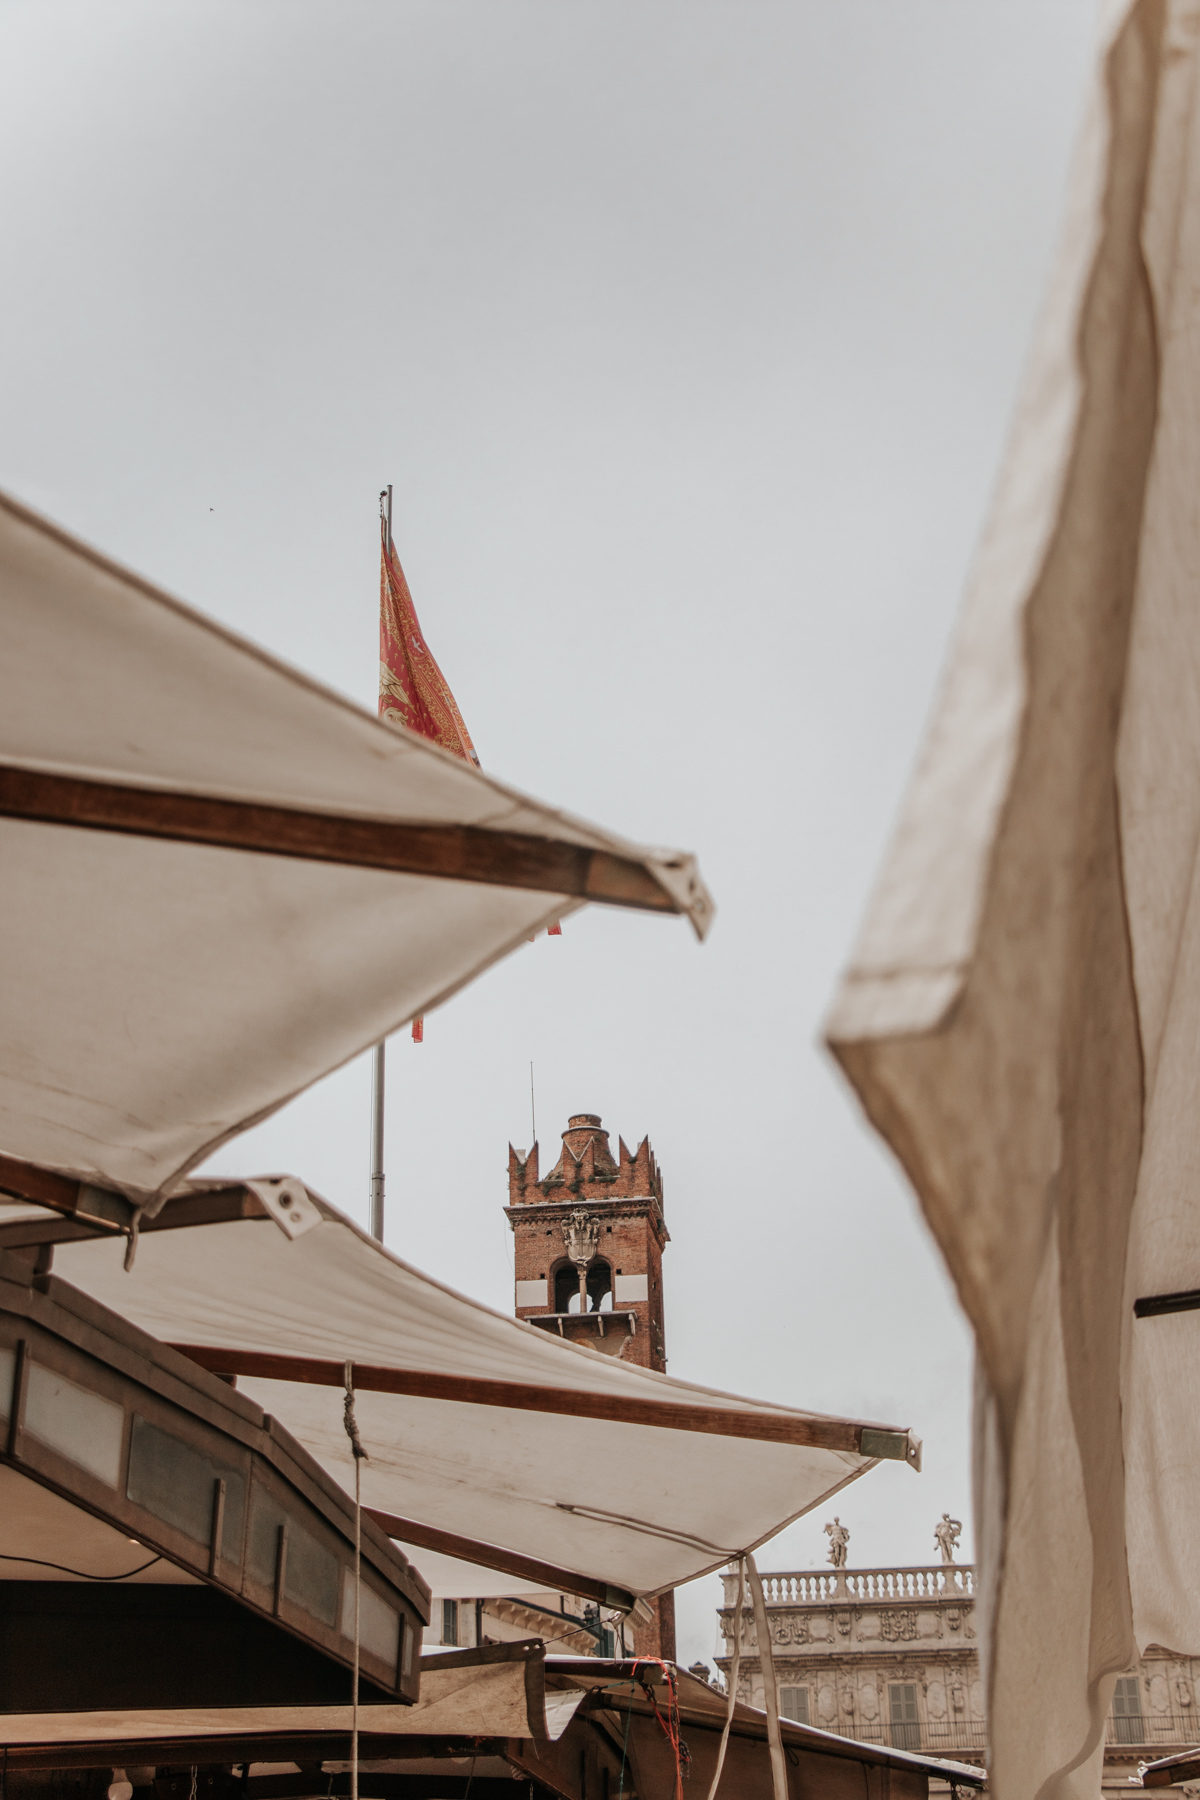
(370, 1040), (385, 1241)
(369, 485), (394, 1243)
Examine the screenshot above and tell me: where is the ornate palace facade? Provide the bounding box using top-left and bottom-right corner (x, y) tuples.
(714, 1554), (1200, 1793)
(715, 1561), (983, 1771)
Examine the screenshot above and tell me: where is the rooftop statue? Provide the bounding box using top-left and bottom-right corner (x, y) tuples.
(824, 1516), (850, 1568)
(935, 1512), (963, 1565)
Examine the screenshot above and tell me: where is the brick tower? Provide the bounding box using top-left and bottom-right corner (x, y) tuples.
(506, 1113), (669, 1371)
(506, 1112), (675, 1659)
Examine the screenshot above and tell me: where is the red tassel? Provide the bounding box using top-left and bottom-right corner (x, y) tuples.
(412, 1016), (424, 1043)
(548, 922), (562, 937)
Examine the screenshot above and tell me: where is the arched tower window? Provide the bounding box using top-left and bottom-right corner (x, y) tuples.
(588, 1259), (613, 1312)
(554, 1259), (613, 1313)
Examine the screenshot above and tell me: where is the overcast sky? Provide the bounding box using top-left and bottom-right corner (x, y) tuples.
(0, 1), (1099, 1667)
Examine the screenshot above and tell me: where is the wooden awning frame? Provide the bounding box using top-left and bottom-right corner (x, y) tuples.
(169, 1343), (919, 1464)
(0, 1641), (988, 1789)
(0, 1161), (921, 1466)
(0, 764), (694, 917)
(0, 1156), (266, 1244)
(360, 1508), (636, 1613)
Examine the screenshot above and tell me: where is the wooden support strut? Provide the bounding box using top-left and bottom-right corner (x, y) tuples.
(361, 1508), (635, 1613)
(6, 1337), (28, 1459)
(273, 1522), (289, 1617)
(0, 764), (683, 915)
(167, 1344), (914, 1460)
(209, 1477), (227, 1578)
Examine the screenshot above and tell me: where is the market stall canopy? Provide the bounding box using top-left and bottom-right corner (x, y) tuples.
(37, 1188), (920, 1603)
(525, 1653), (985, 1800)
(0, 489), (711, 1210)
(825, 5), (1200, 1797)
(0, 1643), (985, 1797)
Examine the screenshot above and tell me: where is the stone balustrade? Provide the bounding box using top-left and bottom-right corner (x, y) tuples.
(746, 1564), (976, 1605)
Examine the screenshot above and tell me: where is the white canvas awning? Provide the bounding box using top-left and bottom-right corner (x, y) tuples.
(42, 1189), (919, 1603)
(0, 490), (711, 1210)
(826, 5), (1200, 1796)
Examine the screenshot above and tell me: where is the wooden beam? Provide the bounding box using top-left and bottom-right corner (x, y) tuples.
(0, 1155), (132, 1233)
(363, 1508), (635, 1612)
(0, 1160), (268, 1245)
(167, 1345), (907, 1457)
(0, 765), (679, 914)
(244, 1778), (528, 1800)
(0, 1155), (92, 1217)
(0, 1735), (509, 1774)
(1140, 1760), (1197, 1789)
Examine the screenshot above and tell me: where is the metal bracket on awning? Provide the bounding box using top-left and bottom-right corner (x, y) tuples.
(859, 1427), (922, 1471)
(243, 1178), (322, 1241)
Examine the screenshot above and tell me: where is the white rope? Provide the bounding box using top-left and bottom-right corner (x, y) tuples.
(343, 1361), (369, 1800)
(746, 1553), (788, 1800)
(705, 1556), (745, 1800)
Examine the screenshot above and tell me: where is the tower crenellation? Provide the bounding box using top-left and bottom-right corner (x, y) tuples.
(506, 1113), (669, 1371)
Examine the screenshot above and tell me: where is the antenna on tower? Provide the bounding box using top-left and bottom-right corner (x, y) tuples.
(530, 1061), (536, 1147)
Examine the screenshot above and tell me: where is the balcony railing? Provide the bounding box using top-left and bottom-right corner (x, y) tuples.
(883, 1713), (1200, 1755)
(814, 1719), (987, 1756)
(1102, 1709), (1200, 1751)
(750, 1564), (976, 1605)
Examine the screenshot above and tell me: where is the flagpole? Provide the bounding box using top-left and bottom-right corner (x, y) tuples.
(369, 487), (394, 1244)
(369, 1040), (385, 1241)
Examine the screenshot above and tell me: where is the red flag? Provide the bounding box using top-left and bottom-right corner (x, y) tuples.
(379, 514), (479, 1041)
(379, 517), (478, 766)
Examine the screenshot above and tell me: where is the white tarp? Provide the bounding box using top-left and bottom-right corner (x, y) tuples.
(826, 3), (1200, 1796)
(49, 1192), (899, 1601)
(0, 489), (710, 1207)
(0, 1657), (578, 1744)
